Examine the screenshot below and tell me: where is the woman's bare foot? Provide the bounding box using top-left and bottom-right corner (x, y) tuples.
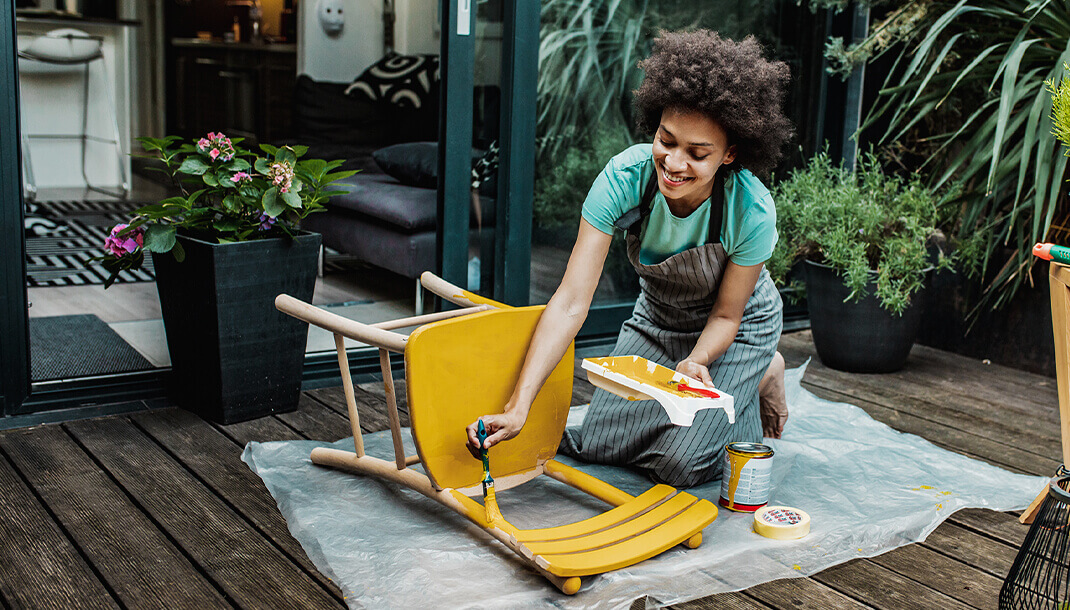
(759, 351), (787, 438)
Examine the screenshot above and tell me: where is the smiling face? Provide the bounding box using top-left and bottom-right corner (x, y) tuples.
(652, 109), (736, 213)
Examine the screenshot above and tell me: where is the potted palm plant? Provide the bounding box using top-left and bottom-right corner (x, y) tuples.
(99, 132), (355, 423)
(768, 150), (955, 373)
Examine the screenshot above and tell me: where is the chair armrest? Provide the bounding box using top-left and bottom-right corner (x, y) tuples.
(420, 271), (509, 309)
(275, 294), (408, 352)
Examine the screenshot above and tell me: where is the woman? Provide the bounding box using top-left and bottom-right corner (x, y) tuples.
(467, 30), (793, 488)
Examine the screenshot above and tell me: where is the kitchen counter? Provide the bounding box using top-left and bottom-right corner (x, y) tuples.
(171, 37), (296, 54)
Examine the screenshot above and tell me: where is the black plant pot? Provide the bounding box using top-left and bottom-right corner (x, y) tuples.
(805, 260), (927, 374)
(152, 231), (321, 424)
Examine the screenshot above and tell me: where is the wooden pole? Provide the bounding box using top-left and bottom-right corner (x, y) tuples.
(379, 348), (407, 470)
(335, 333), (364, 457)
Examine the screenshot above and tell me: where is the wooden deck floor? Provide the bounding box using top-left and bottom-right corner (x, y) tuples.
(0, 330), (1056, 609)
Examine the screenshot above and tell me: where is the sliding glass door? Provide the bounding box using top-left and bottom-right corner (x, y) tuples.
(0, 0), (31, 416)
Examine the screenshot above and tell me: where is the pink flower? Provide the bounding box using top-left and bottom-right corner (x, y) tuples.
(266, 160), (295, 194)
(231, 171), (251, 183)
(200, 132), (236, 162)
(103, 223), (144, 258)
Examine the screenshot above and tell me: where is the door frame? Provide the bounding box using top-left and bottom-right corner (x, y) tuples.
(0, 0), (30, 416)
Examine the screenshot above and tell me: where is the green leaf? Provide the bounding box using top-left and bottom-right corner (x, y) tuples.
(143, 224), (177, 253)
(254, 158), (271, 174)
(222, 194), (242, 213)
(259, 143), (279, 156)
(179, 157), (210, 175)
(263, 188), (285, 217)
(203, 172), (219, 187)
(171, 240), (186, 263)
(281, 190), (302, 209)
(322, 170), (358, 184)
(290, 145), (309, 158)
(276, 147), (297, 165)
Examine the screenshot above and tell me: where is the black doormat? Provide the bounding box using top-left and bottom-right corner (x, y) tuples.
(25, 200), (156, 287)
(30, 314), (155, 381)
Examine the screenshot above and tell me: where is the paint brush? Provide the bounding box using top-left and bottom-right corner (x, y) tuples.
(476, 419), (502, 524)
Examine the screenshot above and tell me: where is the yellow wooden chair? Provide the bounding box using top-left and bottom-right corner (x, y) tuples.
(275, 272), (718, 594)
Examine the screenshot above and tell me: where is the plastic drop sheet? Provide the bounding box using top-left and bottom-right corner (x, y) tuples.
(242, 364), (1046, 609)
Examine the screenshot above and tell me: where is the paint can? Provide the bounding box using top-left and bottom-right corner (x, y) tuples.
(718, 441), (773, 512)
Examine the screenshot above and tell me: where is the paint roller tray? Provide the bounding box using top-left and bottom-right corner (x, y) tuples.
(581, 355), (735, 426)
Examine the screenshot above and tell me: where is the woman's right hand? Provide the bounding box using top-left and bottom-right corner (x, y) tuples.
(466, 411), (527, 457)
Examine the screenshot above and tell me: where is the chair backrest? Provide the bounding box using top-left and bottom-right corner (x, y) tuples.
(404, 305), (574, 491)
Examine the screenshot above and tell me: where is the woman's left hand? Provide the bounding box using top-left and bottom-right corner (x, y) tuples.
(676, 358), (714, 387)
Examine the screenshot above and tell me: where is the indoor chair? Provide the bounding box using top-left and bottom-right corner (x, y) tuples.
(274, 271), (718, 594)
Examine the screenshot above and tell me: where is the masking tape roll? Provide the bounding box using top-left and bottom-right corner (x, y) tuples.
(754, 506), (810, 540)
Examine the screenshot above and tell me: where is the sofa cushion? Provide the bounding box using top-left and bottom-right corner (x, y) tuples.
(372, 142), (439, 189)
(293, 75), (437, 148)
(372, 141), (499, 196)
(327, 172), (495, 232)
(344, 53), (439, 110)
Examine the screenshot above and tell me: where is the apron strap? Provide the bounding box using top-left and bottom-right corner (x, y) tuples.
(614, 171), (660, 236)
(614, 169), (727, 244)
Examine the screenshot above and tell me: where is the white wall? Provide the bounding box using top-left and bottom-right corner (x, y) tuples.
(394, 0), (438, 56)
(298, 0), (439, 83)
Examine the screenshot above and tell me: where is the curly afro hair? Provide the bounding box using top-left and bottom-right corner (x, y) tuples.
(633, 30), (794, 178)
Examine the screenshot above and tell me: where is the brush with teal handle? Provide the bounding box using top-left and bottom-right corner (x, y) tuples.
(476, 420), (502, 524)
(1034, 242), (1070, 265)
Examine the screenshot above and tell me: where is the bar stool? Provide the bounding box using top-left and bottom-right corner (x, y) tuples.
(17, 28), (129, 202)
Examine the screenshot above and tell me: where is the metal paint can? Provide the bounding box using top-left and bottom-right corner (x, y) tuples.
(718, 442), (773, 512)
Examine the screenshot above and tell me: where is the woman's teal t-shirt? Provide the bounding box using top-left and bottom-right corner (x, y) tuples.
(580, 143), (778, 266)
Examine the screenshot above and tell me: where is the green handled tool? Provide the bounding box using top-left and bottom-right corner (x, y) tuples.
(1034, 242), (1070, 265)
(476, 419), (502, 524)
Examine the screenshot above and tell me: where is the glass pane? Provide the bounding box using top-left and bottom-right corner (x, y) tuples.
(532, 0), (827, 307)
(470, 0), (503, 296)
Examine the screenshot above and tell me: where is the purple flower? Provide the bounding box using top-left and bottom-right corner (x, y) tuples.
(197, 138), (210, 151)
(103, 223), (144, 258)
(231, 171), (251, 183)
(257, 212), (277, 231)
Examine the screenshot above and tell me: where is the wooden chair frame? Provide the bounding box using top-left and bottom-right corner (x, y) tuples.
(275, 272), (716, 594)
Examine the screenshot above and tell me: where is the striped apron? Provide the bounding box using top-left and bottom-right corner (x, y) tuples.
(560, 171), (783, 487)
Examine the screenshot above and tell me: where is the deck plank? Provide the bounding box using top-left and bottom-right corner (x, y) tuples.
(0, 444), (118, 610)
(780, 333), (1059, 451)
(0, 425), (230, 609)
(922, 522), (1018, 579)
(814, 559), (974, 609)
(668, 591), (773, 609)
(275, 394), (354, 442)
(64, 416), (344, 609)
(744, 577), (874, 609)
(798, 381), (1058, 475)
(867, 541), (1002, 609)
(131, 407), (346, 602)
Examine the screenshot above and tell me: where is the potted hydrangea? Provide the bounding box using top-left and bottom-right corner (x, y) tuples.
(99, 132), (355, 423)
(768, 150), (955, 373)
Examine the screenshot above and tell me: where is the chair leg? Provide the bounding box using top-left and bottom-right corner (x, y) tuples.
(318, 245), (325, 278)
(415, 278), (425, 316)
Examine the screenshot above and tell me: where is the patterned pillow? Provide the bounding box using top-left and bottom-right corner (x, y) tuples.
(344, 53), (440, 110)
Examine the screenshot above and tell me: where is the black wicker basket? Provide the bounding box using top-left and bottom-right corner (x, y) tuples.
(1001, 475), (1070, 609)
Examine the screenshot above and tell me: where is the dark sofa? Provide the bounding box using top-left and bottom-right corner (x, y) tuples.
(292, 74), (498, 310)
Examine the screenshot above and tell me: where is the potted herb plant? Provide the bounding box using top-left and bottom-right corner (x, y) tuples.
(767, 150), (954, 373)
(99, 132), (355, 423)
